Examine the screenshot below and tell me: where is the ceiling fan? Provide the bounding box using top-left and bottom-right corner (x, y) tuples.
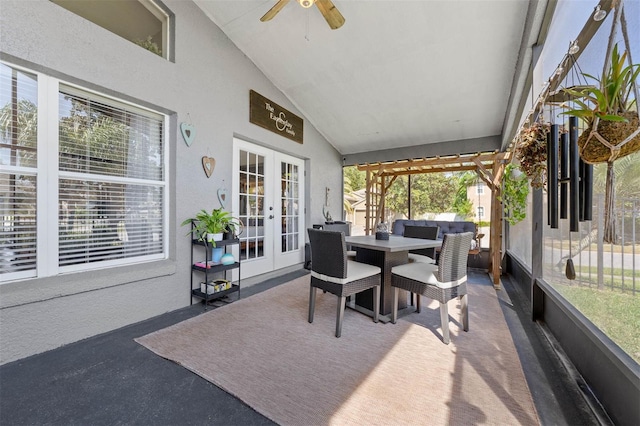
(260, 0), (345, 30)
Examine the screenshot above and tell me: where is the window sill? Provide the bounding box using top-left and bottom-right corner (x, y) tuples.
(0, 260), (177, 309)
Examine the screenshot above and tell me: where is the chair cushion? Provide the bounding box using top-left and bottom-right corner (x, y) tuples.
(407, 253), (435, 264)
(311, 260), (380, 285)
(392, 262), (467, 289)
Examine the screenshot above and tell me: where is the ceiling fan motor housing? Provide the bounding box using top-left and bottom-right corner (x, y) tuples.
(299, 0), (315, 8)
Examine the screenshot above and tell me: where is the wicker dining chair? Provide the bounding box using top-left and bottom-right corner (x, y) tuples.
(403, 225), (440, 264)
(390, 232), (474, 344)
(307, 228), (381, 337)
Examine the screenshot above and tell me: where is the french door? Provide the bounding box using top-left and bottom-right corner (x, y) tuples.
(233, 139), (305, 278)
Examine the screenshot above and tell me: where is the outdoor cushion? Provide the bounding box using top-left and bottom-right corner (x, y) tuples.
(310, 260), (380, 285)
(392, 262), (467, 289)
(391, 220), (475, 239)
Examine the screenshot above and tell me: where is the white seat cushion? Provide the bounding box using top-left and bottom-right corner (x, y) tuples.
(311, 260), (380, 285)
(407, 253), (435, 264)
(392, 262), (466, 289)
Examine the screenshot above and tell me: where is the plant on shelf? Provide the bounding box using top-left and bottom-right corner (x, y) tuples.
(181, 208), (236, 247)
(515, 121), (549, 189)
(499, 163), (530, 225)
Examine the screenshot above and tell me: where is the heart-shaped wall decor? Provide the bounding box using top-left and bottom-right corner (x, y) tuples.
(180, 122), (196, 147)
(202, 156), (215, 178)
(217, 187), (228, 209)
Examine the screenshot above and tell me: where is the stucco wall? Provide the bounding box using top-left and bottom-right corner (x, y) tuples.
(0, 0), (342, 364)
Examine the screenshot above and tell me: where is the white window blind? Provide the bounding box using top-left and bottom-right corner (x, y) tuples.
(1, 61), (167, 282)
(58, 89), (164, 268)
(0, 64), (38, 276)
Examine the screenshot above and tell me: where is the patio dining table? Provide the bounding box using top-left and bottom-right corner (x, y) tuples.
(345, 234), (442, 321)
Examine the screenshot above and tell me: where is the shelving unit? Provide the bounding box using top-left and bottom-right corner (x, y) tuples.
(190, 231), (241, 310)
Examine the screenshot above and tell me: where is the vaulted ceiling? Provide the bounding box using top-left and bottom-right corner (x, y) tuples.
(195, 0), (552, 162)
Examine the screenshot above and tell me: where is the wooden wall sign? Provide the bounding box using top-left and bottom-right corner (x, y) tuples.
(249, 90), (303, 144)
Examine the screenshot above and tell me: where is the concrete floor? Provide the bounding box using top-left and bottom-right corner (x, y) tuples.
(0, 268), (602, 425)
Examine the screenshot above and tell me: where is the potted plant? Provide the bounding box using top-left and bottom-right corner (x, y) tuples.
(499, 163), (529, 225)
(181, 208), (235, 246)
(560, 43), (639, 243)
(515, 121), (549, 189)
(560, 43), (640, 163)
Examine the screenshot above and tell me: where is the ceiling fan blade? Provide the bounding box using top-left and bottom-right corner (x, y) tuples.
(315, 0), (345, 29)
(260, 0), (290, 22)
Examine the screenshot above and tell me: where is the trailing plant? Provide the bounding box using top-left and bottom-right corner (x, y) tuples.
(499, 164), (529, 225)
(515, 121), (548, 189)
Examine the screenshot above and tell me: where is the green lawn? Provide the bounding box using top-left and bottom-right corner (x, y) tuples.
(554, 284), (640, 364)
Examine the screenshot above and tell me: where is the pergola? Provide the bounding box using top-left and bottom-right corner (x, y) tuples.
(355, 150), (512, 288)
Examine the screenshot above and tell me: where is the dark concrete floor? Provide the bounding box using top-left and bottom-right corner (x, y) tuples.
(0, 268), (602, 425)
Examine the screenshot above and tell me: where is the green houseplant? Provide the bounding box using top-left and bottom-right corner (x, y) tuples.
(560, 43), (639, 243)
(181, 208), (236, 246)
(515, 121), (549, 189)
(499, 164), (530, 225)
(560, 43), (640, 163)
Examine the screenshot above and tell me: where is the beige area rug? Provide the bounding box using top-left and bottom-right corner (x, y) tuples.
(136, 275), (539, 426)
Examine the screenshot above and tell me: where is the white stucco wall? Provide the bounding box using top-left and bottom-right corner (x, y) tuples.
(0, 0), (343, 364)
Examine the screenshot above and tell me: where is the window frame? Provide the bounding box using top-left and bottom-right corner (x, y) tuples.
(0, 61), (169, 284)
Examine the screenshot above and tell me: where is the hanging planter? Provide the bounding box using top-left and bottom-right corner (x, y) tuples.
(561, 43), (640, 164)
(499, 164), (530, 225)
(515, 121), (549, 189)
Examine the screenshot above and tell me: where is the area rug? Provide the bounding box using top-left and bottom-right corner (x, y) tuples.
(136, 275), (539, 425)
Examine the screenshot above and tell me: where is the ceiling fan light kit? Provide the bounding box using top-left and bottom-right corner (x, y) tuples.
(298, 0), (315, 8)
(261, 0), (345, 30)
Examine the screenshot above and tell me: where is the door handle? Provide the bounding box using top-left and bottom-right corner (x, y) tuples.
(269, 215), (274, 219)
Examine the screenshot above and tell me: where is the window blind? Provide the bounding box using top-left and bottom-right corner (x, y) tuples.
(58, 89), (164, 268)
(0, 64), (38, 276)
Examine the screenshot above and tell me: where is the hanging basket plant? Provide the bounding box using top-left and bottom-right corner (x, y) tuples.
(499, 163), (530, 225)
(561, 43), (640, 164)
(515, 121), (549, 189)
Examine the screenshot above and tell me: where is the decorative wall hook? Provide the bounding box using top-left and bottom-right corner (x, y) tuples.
(180, 113), (196, 147)
(202, 156), (215, 178)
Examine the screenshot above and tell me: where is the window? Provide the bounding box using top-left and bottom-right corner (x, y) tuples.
(0, 62), (167, 282)
(50, 0), (171, 59)
(0, 65), (38, 278)
(476, 182), (484, 194)
(477, 206), (484, 219)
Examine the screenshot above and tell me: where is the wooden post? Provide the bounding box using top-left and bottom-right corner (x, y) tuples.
(489, 160), (504, 288)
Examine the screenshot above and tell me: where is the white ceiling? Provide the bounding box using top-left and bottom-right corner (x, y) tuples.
(195, 0), (547, 159)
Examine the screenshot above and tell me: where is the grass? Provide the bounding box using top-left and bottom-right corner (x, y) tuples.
(546, 240), (640, 254)
(554, 284), (640, 364)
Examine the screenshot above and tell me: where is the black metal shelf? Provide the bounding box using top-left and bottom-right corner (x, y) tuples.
(191, 238), (240, 248)
(191, 283), (240, 301)
(192, 262), (240, 273)
(189, 222), (241, 310)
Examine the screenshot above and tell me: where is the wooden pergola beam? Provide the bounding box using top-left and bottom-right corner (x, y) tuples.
(378, 165), (480, 177)
(357, 150), (508, 284)
(356, 151), (510, 172)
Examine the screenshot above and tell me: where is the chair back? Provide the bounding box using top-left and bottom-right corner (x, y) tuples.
(307, 228), (347, 279)
(403, 225), (439, 258)
(437, 232), (474, 283)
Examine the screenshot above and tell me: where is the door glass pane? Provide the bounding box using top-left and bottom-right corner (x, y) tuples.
(280, 161), (299, 253)
(239, 150), (265, 261)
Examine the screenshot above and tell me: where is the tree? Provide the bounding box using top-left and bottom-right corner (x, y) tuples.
(385, 173), (458, 218)
(343, 166), (365, 193)
(452, 171), (476, 219)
